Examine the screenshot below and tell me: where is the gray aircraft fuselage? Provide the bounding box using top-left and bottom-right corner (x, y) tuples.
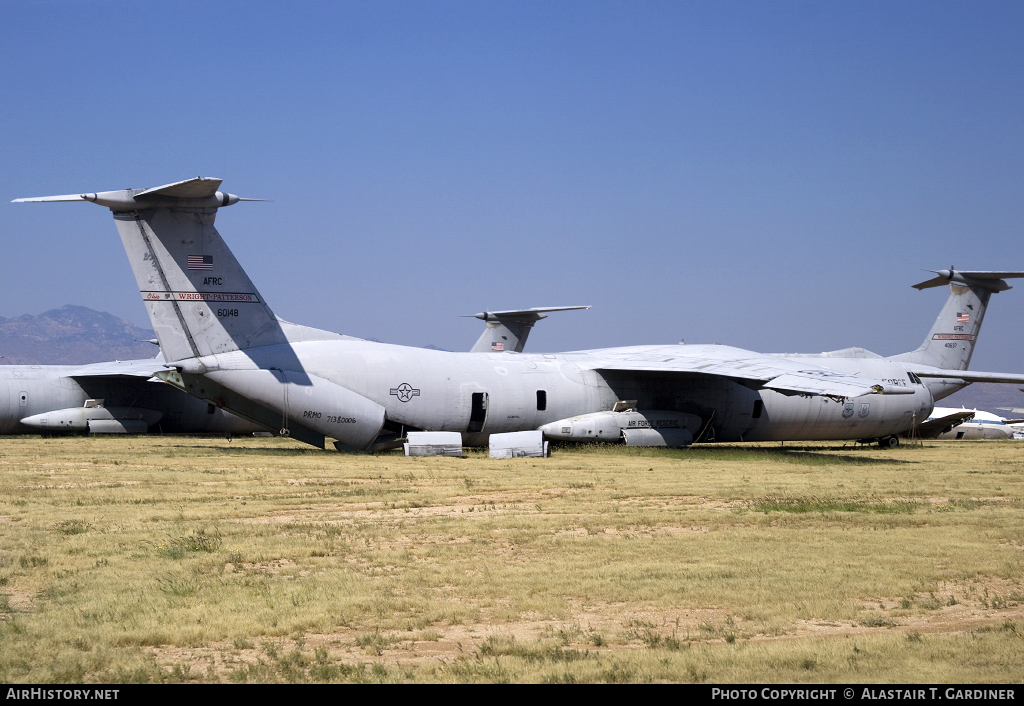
(0, 361), (262, 435)
(169, 339), (934, 447)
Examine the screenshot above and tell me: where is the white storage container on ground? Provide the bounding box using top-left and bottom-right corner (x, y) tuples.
(489, 430), (548, 458)
(404, 431), (463, 457)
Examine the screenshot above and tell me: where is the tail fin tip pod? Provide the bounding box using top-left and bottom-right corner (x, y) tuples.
(892, 269), (1024, 371)
(15, 177), (279, 363)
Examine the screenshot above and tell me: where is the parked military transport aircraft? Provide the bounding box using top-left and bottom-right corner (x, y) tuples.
(922, 407), (1024, 440)
(16, 177), (1024, 451)
(0, 354), (262, 435)
(910, 408), (977, 439)
(997, 400), (1024, 438)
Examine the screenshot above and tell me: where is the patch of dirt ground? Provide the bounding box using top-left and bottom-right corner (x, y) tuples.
(147, 579), (1024, 680)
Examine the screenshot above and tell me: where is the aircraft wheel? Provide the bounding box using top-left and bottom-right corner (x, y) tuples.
(878, 436), (899, 449)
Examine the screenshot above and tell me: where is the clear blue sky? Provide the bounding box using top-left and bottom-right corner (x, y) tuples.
(2, 1), (1022, 372)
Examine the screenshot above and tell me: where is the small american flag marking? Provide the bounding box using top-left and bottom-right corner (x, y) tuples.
(188, 255), (213, 270)
(491, 342), (504, 351)
(956, 312), (969, 323)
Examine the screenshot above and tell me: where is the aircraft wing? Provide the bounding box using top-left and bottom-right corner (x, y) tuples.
(593, 347), (910, 398)
(63, 358), (168, 380)
(913, 410), (975, 438)
(759, 373), (886, 398)
(915, 370), (1024, 384)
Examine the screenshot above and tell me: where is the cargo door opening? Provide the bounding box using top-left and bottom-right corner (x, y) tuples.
(467, 392), (488, 433)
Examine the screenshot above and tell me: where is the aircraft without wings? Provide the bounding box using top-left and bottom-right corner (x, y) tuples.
(15, 177), (1024, 451)
(0, 354), (262, 436)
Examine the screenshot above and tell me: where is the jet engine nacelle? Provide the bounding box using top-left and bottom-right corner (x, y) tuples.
(20, 404), (163, 433)
(538, 409), (703, 447)
(204, 370), (386, 451)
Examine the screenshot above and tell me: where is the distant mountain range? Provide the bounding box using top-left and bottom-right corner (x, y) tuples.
(1, 306), (1017, 414)
(937, 383), (1024, 415)
(0, 306), (450, 365)
(0, 306), (158, 365)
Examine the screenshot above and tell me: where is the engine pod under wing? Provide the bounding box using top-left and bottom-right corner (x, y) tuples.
(620, 426), (693, 447)
(20, 405), (163, 432)
(539, 410), (702, 447)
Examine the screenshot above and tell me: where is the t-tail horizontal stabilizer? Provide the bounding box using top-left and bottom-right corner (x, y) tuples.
(12, 176), (264, 211)
(911, 269), (1024, 293)
(467, 306), (590, 353)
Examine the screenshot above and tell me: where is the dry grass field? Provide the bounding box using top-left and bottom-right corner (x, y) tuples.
(0, 435), (1022, 683)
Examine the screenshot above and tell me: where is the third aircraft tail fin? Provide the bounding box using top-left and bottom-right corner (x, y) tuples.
(466, 306), (589, 353)
(890, 269), (1024, 370)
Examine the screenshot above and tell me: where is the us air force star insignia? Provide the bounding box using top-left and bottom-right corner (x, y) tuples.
(390, 383), (420, 402)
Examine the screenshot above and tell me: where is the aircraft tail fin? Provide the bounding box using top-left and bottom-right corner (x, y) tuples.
(466, 306), (589, 353)
(15, 178), (284, 362)
(890, 269), (1024, 370)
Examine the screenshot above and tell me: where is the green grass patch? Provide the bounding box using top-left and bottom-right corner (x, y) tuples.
(52, 520), (92, 535)
(155, 530), (223, 559)
(751, 496), (919, 514)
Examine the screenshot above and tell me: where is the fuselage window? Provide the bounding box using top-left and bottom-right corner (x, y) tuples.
(537, 390), (547, 411)
(752, 400), (763, 419)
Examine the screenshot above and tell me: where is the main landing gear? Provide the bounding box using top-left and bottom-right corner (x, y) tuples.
(877, 435), (900, 449)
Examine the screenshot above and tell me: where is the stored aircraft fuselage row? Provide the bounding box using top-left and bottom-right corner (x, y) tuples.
(13, 177), (1024, 451)
(0, 307), (584, 436)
